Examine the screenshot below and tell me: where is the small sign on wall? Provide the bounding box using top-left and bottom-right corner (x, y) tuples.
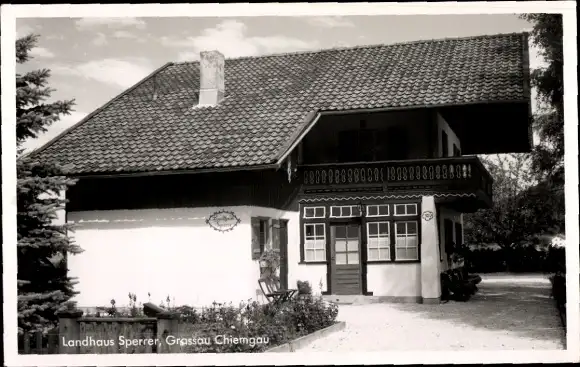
(206, 210), (241, 232)
(421, 211), (434, 221)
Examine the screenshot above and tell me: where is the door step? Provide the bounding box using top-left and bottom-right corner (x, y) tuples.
(322, 295), (377, 305)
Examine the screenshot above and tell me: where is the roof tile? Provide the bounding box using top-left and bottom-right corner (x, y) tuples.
(32, 33), (529, 175)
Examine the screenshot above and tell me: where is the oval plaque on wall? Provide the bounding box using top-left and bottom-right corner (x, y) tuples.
(421, 211), (434, 221)
(206, 210), (241, 232)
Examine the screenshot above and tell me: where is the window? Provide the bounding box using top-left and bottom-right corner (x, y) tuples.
(338, 129), (378, 162)
(454, 222), (463, 247)
(303, 206), (325, 219)
(251, 217), (270, 260)
(395, 221), (419, 261)
(304, 223), (326, 262)
(394, 203), (418, 216)
(441, 130), (449, 157)
(367, 221), (390, 261)
(330, 205), (360, 218)
(443, 218), (454, 262)
(366, 204), (389, 217)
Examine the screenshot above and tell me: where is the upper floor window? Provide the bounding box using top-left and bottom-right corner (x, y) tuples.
(303, 206), (326, 219)
(394, 203), (418, 216)
(441, 130), (449, 157)
(337, 127), (408, 162)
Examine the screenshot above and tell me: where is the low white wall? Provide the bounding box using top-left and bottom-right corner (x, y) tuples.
(367, 263), (421, 297)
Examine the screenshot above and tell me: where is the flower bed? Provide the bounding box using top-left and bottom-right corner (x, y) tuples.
(89, 282), (339, 353)
(174, 293), (338, 353)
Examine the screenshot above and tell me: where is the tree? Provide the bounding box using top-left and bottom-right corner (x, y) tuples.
(520, 15), (564, 199)
(16, 34), (82, 334)
(464, 154), (538, 252)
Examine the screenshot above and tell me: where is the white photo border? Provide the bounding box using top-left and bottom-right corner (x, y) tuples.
(2, 2), (578, 366)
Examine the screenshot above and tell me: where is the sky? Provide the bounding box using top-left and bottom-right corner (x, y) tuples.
(15, 14), (544, 152)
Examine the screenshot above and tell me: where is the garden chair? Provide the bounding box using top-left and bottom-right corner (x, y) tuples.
(258, 278), (297, 305)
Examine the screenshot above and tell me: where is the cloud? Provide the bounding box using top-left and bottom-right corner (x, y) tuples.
(46, 34), (65, 41)
(21, 111), (88, 153)
(29, 47), (55, 59)
(162, 20), (319, 61)
(75, 17), (146, 31)
(305, 16), (355, 28)
(16, 24), (35, 38)
(113, 30), (147, 43)
(50, 58), (154, 89)
(92, 32), (108, 46)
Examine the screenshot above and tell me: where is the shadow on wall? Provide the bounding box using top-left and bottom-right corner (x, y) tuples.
(390, 279), (565, 346)
(67, 207), (250, 230)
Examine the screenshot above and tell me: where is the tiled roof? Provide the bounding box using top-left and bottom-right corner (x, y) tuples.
(32, 32), (529, 175)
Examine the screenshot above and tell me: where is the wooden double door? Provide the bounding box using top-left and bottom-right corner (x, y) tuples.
(329, 223), (363, 295)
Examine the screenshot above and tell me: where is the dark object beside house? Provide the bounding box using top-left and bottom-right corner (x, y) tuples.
(441, 267), (481, 302)
(549, 273), (566, 327)
(259, 278), (298, 305)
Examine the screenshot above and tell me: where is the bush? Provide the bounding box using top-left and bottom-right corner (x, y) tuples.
(174, 295), (338, 353)
(464, 245), (550, 273)
(297, 280), (313, 295)
(546, 245), (565, 273)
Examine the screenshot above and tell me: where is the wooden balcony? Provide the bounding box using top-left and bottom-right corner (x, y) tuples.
(297, 156), (493, 212)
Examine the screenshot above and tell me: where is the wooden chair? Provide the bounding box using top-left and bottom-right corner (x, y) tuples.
(258, 278), (297, 305)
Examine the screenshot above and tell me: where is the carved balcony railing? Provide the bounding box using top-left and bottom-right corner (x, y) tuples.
(297, 156), (493, 204)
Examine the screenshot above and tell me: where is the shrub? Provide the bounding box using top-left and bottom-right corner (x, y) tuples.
(91, 291), (339, 353)
(176, 295), (338, 353)
(296, 280), (313, 295)
(464, 245), (550, 273)
(549, 272), (566, 327)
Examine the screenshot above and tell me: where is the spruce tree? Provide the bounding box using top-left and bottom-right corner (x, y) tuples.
(16, 34), (83, 335)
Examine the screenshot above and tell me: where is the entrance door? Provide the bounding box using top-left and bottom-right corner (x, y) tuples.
(330, 224), (362, 295)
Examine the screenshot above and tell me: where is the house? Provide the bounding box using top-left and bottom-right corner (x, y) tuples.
(31, 32), (532, 307)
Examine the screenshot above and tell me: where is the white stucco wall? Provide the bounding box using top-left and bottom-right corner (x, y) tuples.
(367, 264), (421, 297)
(66, 202), (441, 307)
(438, 206), (463, 271)
(66, 205), (330, 308)
(436, 112), (461, 157)
(67, 207), (269, 308)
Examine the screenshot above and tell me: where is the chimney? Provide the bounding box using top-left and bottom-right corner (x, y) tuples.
(198, 50), (225, 106)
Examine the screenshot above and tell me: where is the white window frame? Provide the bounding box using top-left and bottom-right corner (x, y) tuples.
(394, 221), (419, 261)
(303, 206), (326, 219)
(303, 223), (327, 262)
(393, 203), (418, 217)
(366, 221), (391, 262)
(329, 205), (360, 218)
(366, 204), (390, 217)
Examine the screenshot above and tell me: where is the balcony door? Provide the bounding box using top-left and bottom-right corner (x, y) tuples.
(330, 224), (362, 295)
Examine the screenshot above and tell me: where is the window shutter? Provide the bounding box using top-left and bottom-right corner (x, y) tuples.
(271, 219), (281, 254)
(251, 217), (262, 260)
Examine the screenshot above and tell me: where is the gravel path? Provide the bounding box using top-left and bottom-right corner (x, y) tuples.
(301, 274), (565, 351)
